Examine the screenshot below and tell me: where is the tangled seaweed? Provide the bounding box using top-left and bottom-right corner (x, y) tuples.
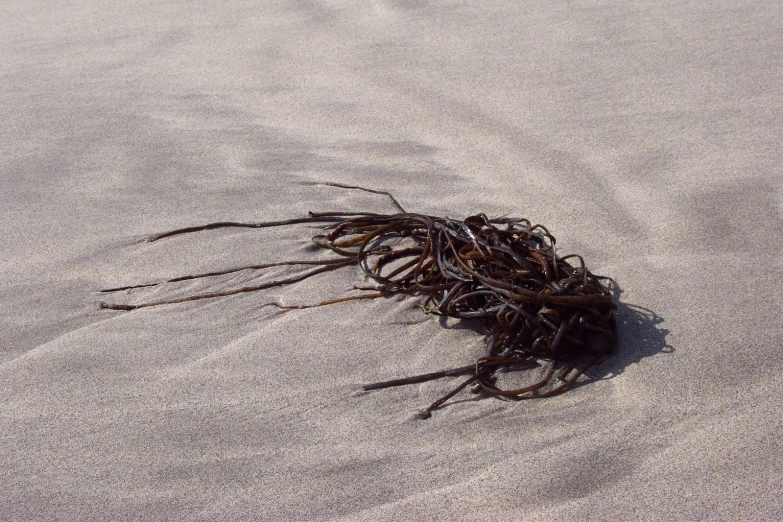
(101, 183), (616, 418)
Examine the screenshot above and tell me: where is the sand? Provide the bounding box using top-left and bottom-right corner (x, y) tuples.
(2, 1), (782, 520)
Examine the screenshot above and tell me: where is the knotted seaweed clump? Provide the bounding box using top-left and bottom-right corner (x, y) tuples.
(101, 184), (616, 418)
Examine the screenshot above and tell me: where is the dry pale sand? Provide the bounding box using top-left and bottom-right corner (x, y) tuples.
(2, 1), (782, 520)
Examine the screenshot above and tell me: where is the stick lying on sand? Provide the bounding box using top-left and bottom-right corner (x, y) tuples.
(101, 183), (616, 418)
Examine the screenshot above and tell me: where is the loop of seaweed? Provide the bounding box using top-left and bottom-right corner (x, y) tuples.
(101, 184), (616, 417)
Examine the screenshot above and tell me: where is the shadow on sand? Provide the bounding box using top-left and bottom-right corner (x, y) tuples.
(576, 283), (673, 387)
(398, 281), (673, 412)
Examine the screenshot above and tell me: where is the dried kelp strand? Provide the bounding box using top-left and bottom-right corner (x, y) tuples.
(101, 183), (617, 418)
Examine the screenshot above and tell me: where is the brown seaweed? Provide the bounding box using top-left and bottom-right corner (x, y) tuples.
(101, 184), (616, 418)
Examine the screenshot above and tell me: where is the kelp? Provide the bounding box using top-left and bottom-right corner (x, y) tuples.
(101, 184), (616, 418)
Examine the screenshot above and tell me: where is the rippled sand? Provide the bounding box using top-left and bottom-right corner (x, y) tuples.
(2, 2), (782, 520)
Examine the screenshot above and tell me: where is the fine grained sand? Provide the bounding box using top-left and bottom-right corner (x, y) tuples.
(2, 1), (782, 520)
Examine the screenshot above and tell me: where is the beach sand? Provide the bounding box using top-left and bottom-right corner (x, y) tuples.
(2, 1), (782, 520)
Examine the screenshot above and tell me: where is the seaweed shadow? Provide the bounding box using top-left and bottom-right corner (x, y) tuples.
(432, 290), (672, 413)
(578, 284), (673, 386)
(424, 280), (673, 410)
(430, 280), (672, 385)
